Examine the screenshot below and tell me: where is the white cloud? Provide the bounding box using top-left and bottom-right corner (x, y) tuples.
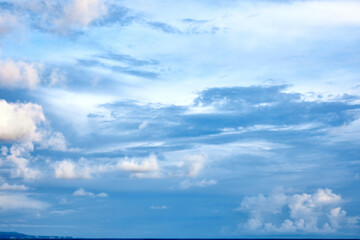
(0, 183), (29, 191)
(0, 99), (70, 178)
(185, 154), (206, 177)
(150, 205), (169, 210)
(0, 13), (18, 38)
(73, 188), (108, 198)
(179, 178), (217, 189)
(237, 188), (358, 233)
(4, 142), (40, 179)
(0, 60), (43, 89)
(57, 0), (107, 29)
(0, 193), (48, 210)
(327, 117), (360, 143)
(0, 99), (45, 142)
(117, 154), (159, 172)
(54, 155), (161, 179)
(39, 131), (67, 152)
(48, 68), (67, 86)
(130, 172), (161, 179)
(138, 120), (148, 130)
(54, 159), (91, 179)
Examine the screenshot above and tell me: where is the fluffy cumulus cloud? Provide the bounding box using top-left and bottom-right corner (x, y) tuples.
(1, 142), (40, 179)
(73, 188), (108, 198)
(54, 159), (91, 179)
(117, 154), (160, 178)
(0, 60), (43, 89)
(0, 100), (69, 178)
(117, 154), (159, 172)
(57, 0), (107, 29)
(0, 99), (45, 141)
(237, 188), (359, 234)
(0, 99), (71, 178)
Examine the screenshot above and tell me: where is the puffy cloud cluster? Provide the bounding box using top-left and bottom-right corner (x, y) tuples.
(0, 60), (43, 89)
(54, 154), (160, 179)
(3, 142), (40, 179)
(0, 99), (68, 179)
(53, 153), (210, 180)
(73, 188), (108, 198)
(237, 188), (359, 233)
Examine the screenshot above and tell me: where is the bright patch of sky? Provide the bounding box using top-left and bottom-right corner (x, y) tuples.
(0, 0), (359, 238)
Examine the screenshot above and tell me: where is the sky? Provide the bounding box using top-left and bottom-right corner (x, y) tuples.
(0, 0), (360, 238)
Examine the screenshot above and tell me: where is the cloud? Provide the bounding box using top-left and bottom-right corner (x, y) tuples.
(96, 52), (159, 67)
(327, 116), (360, 143)
(54, 159), (91, 179)
(0, 183), (29, 191)
(57, 0), (107, 29)
(0, 60), (43, 89)
(138, 120), (148, 130)
(0, 12), (18, 38)
(2, 142), (40, 179)
(101, 85), (360, 149)
(53, 154), (161, 179)
(150, 205), (169, 210)
(147, 21), (182, 34)
(0, 193), (48, 210)
(48, 68), (67, 86)
(39, 131), (68, 152)
(117, 154), (159, 172)
(77, 58), (159, 79)
(53, 153), (209, 180)
(0, 99), (70, 178)
(72, 188), (108, 198)
(237, 188), (359, 233)
(179, 178), (216, 189)
(0, 99), (45, 142)
(0, 99), (70, 151)
(185, 154), (206, 177)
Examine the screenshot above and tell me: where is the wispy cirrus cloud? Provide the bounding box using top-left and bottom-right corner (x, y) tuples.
(0, 192), (49, 210)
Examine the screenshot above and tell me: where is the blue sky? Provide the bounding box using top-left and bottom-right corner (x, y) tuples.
(0, 0), (360, 238)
